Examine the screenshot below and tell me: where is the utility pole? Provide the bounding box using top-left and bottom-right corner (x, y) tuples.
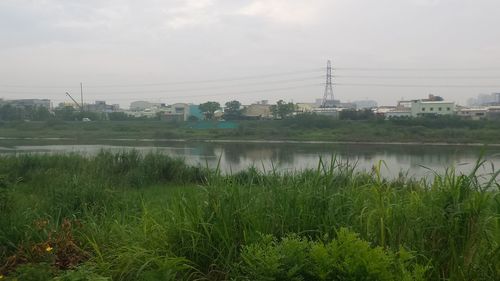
(322, 60), (335, 108)
(80, 82), (84, 112)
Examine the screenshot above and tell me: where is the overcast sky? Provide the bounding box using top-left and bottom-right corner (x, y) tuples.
(1, 0), (500, 108)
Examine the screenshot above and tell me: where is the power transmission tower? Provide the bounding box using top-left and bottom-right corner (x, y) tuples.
(322, 60), (335, 107)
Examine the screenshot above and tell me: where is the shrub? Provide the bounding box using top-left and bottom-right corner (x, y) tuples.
(235, 228), (428, 281)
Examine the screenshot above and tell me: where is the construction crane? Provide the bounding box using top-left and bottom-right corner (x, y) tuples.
(65, 92), (83, 112)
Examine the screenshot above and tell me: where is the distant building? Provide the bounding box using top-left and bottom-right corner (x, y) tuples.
(467, 93), (500, 106)
(410, 100), (455, 117)
(374, 106), (396, 115)
(57, 102), (79, 109)
(375, 98), (410, 119)
(315, 98), (340, 108)
(125, 108), (157, 119)
(487, 106), (500, 120)
(397, 100), (413, 108)
(161, 103), (190, 121)
(296, 103), (316, 113)
(385, 108), (412, 119)
(339, 102), (357, 110)
(353, 100), (378, 109)
(457, 107), (488, 120)
(378, 95), (454, 119)
(458, 105), (500, 120)
(1, 99), (51, 109)
(130, 101), (164, 111)
(312, 107), (341, 119)
(242, 103), (272, 119)
(87, 101), (120, 113)
(423, 94), (444, 102)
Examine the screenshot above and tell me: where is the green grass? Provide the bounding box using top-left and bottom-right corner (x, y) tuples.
(1, 117), (500, 143)
(0, 152), (499, 280)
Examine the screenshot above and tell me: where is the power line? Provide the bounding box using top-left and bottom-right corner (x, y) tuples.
(334, 67), (500, 72)
(335, 83), (500, 88)
(93, 76), (323, 94)
(0, 77), (323, 96)
(83, 83), (323, 101)
(0, 68), (323, 89)
(0, 83), (322, 101)
(2, 67), (500, 89)
(335, 75), (500, 79)
(87, 69), (324, 88)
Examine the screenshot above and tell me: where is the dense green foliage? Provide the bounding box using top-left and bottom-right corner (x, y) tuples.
(237, 230), (427, 281)
(270, 100), (296, 119)
(0, 105), (52, 121)
(223, 101), (243, 120)
(199, 102), (221, 120)
(339, 108), (377, 120)
(1, 117), (500, 144)
(0, 152), (499, 280)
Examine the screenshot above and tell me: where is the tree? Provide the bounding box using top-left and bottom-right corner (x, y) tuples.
(199, 101), (221, 120)
(32, 107), (51, 121)
(109, 112), (131, 121)
(54, 106), (77, 121)
(224, 100), (242, 120)
(339, 109), (375, 120)
(0, 104), (22, 121)
(270, 100), (296, 119)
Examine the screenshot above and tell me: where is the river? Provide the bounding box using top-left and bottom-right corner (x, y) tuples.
(0, 139), (499, 180)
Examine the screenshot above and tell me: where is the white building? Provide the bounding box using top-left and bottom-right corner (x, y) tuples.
(161, 103), (190, 121)
(386, 109), (412, 119)
(312, 107), (341, 119)
(457, 107), (488, 120)
(410, 100), (455, 117)
(130, 101), (164, 111)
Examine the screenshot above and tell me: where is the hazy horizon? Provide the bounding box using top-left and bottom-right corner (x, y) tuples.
(1, 0), (500, 108)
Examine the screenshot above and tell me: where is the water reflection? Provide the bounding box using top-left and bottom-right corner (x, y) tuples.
(0, 140), (498, 179)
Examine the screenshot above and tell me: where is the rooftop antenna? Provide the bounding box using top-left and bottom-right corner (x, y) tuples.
(322, 60), (334, 107)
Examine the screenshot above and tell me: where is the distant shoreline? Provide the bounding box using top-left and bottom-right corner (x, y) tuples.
(1, 136), (499, 147)
(2, 119), (500, 146)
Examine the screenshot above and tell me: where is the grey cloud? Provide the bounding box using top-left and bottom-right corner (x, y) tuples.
(1, 0), (500, 107)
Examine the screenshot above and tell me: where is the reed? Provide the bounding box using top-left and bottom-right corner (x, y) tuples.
(0, 152), (498, 280)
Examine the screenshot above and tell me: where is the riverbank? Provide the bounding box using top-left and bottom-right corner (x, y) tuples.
(0, 152), (499, 280)
(3, 136), (500, 147)
(1, 118), (500, 144)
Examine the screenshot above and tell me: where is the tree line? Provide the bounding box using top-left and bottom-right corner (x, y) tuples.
(0, 100), (379, 122)
(198, 100), (377, 121)
(198, 99), (298, 120)
(0, 105), (142, 122)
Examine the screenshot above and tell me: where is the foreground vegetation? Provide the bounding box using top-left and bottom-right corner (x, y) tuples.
(2, 115), (500, 144)
(0, 152), (499, 280)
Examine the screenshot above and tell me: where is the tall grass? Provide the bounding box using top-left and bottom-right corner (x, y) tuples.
(0, 152), (498, 280)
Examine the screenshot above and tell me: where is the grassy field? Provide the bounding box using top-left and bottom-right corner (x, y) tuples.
(1, 117), (500, 144)
(0, 152), (499, 280)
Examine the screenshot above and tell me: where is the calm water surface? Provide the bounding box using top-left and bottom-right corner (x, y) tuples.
(0, 140), (499, 180)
